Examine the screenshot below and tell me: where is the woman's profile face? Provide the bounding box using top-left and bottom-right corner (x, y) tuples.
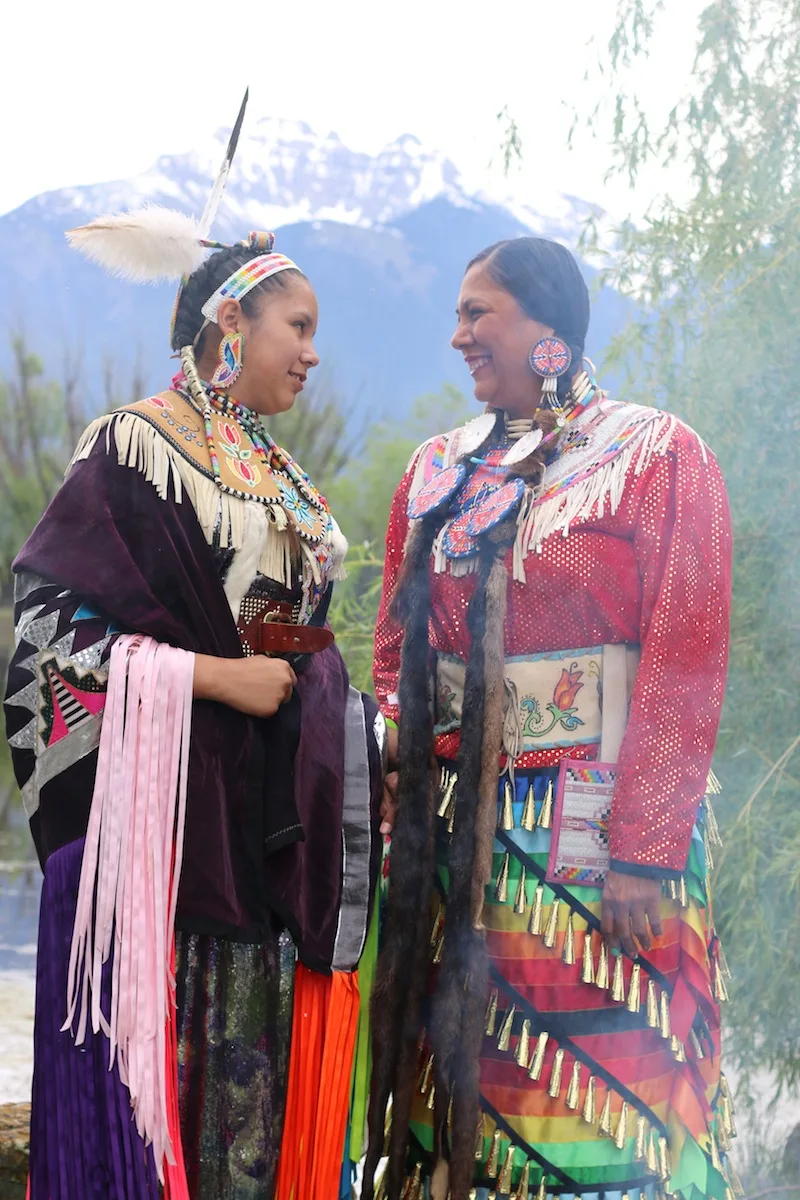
(451, 260), (553, 415)
(213, 275), (320, 416)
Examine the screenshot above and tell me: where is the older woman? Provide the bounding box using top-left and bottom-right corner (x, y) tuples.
(3, 210), (382, 1199)
(366, 237), (735, 1200)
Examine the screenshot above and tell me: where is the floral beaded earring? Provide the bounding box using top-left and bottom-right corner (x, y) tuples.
(529, 336), (572, 413)
(210, 331), (244, 389)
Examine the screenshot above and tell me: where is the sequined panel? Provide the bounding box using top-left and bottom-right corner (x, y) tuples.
(175, 928), (296, 1199)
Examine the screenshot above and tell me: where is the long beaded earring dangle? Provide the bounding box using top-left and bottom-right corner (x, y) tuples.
(210, 331), (245, 389)
(529, 336), (572, 414)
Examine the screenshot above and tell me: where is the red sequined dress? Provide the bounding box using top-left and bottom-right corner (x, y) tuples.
(373, 395), (736, 1200)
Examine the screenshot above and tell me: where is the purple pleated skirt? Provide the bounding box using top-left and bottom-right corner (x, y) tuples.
(28, 839), (294, 1200)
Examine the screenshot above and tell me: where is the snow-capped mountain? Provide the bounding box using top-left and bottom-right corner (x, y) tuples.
(0, 119), (624, 415)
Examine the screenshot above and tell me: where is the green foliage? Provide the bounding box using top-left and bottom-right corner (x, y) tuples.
(585, 0), (800, 1085)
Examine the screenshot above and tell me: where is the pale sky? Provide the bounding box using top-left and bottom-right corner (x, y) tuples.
(0, 0), (702, 220)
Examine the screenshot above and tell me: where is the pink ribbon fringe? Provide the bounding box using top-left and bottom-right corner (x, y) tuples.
(62, 634), (195, 1183)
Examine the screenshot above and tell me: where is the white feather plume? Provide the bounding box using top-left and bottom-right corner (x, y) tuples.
(65, 206), (207, 283)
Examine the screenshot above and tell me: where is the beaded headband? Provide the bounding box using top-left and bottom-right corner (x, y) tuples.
(200, 249), (301, 324)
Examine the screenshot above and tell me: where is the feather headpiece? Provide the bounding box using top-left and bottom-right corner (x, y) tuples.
(66, 206), (207, 283)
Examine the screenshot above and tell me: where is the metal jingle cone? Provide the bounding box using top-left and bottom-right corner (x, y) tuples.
(646, 980), (659, 1027)
(475, 1113), (486, 1160)
(611, 953), (626, 1002)
(501, 777), (516, 831)
(447, 787), (457, 833)
(521, 782), (537, 831)
(529, 885), (544, 936)
(596, 941), (610, 990)
(635, 1114), (648, 1161)
(432, 924), (445, 964)
(714, 962), (730, 1003)
(495, 852), (511, 904)
(515, 866), (528, 915)
(543, 897), (560, 949)
(690, 1029), (706, 1060)
(497, 1005), (516, 1053)
(717, 1119), (731, 1153)
(671, 1035), (686, 1063)
(487, 1127), (502, 1176)
(498, 1144), (516, 1193)
(514, 1161), (531, 1200)
(565, 1059), (581, 1110)
(426, 1081), (436, 1110)
(515, 1018), (532, 1068)
(582, 1074), (596, 1124)
(582, 930), (595, 984)
(614, 1101), (629, 1151)
(679, 875), (689, 908)
(538, 779), (554, 829)
(407, 1162), (423, 1200)
(659, 990), (672, 1040)
(536, 1176), (547, 1200)
(627, 962), (642, 1012)
(548, 1048), (565, 1097)
(485, 988), (499, 1036)
(528, 1031), (549, 1081)
(710, 1133), (723, 1172)
(419, 1053), (434, 1094)
(438, 770), (456, 818)
(562, 910), (576, 966)
(598, 1091), (613, 1137)
(659, 1135), (671, 1181)
(646, 1130), (659, 1175)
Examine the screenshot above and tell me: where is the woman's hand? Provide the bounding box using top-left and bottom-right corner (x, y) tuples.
(379, 724), (400, 834)
(194, 654), (296, 718)
(601, 870), (663, 956)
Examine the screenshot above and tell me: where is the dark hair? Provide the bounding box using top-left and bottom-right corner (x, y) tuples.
(468, 236), (591, 401)
(170, 245), (304, 352)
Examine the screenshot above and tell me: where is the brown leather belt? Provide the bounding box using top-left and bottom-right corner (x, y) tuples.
(237, 597), (334, 658)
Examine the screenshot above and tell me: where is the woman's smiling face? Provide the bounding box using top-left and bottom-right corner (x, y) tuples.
(451, 260), (554, 417)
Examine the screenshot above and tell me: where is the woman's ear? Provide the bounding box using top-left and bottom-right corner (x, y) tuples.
(215, 298), (242, 336)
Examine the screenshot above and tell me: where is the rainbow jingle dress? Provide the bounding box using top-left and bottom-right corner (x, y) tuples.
(370, 385), (737, 1200)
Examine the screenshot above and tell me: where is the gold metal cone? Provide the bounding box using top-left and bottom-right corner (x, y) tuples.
(596, 941), (609, 990)
(635, 1114), (648, 1161)
(495, 852), (510, 904)
(582, 1075), (596, 1124)
(515, 866), (528, 915)
(646, 980), (659, 1027)
(406, 1163), (422, 1200)
(437, 771), (453, 817)
(679, 876), (689, 908)
(710, 1133), (723, 1172)
(447, 796), (456, 834)
(487, 1127), (502, 1176)
(659, 1135), (671, 1181)
(659, 991), (671, 1040)
(529, 886), (544, 936)
(514, 1161), (531, 1200)
(475, 1113), (486, 1160)
(521, 782), (536, 831)
(500, 778), (515, 831)
(581, 931), (595, 984)
(537, 1176), (547, 1200)
(515, 1018), (531, 1068)
(611, 954), (625, 1002)
(627, 963), (642, 1012)
(718, 943), (732, 980)
(614, 1101), (629, 1150)
(690, 1030), (705, 1060)
(432, 927), (445, 964)
(563, 911), (576, 965)
(498, 1144), (515, 1192)
(430, 908), (442, 948)
(598, 1092), (613, 1137)
(497, 1005), (516, 1053)
(538, 779), (554, 829)
(548, 1047), (565, 1097)
(622, 1194), (630, 1200)
(671, 1035), (686, 1063)
(668, 880), (678, 901)
(705, 838), (715, 873)
(528, 1031), (549, 1080)
(485, 988), (499, 1037)
(707, 768), (722, 795)
(717, 1120), (731, 1153)
(419, 1053), (434, 1094)
(646, 1130), (658, 1175)
(426, 1081), (436, 1110)
(565, 1059), (581, 1110)
(543, 898), (560, 949)
(714, 963), (729, 1003)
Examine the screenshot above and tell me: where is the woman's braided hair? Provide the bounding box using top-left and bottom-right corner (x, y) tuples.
(170, 245), (303, 354)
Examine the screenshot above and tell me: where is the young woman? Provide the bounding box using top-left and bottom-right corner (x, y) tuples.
(3, 215), (383, 1199)
(366, 237), (735, 1200)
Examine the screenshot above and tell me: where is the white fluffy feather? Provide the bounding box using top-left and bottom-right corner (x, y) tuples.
(65, 206), (207, 283)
